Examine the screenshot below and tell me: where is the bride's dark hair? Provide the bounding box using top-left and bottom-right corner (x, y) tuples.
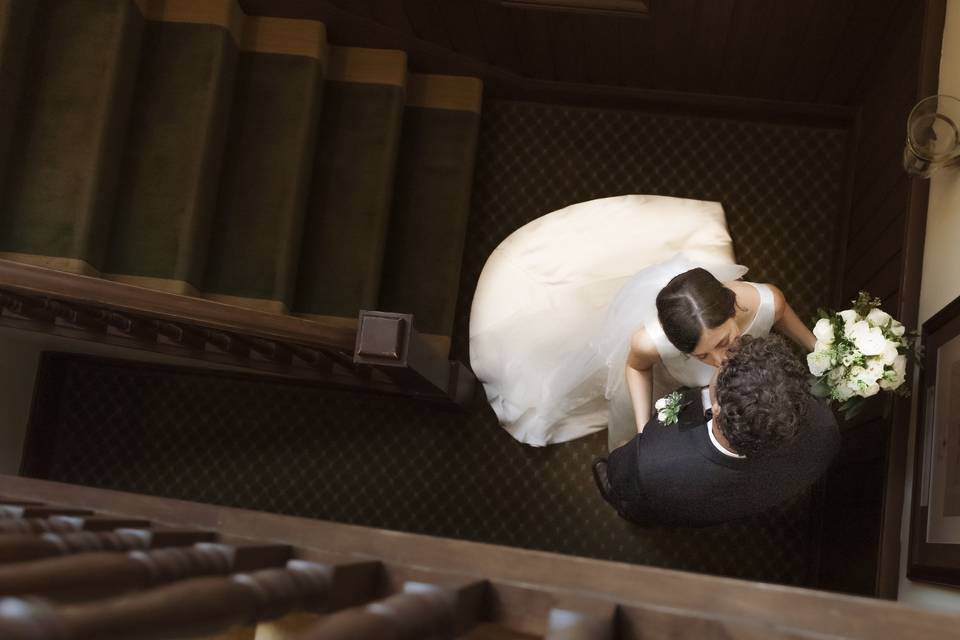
(656, 268), (738, 353)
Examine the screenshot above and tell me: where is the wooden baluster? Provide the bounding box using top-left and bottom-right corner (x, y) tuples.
(0, 506), (93, 519)
(0, 528), (215, 565)
(546, 605), (618, 640)
(0, 516), (147, 535)
(0, 560), (380, 640)
(293, 579), (487, 640)
(0, 542), (290, 602)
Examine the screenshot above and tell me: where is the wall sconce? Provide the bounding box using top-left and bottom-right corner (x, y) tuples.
(903, 94), (960, 178)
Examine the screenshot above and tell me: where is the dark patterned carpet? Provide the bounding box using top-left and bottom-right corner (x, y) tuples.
(21, 100), (849, 587)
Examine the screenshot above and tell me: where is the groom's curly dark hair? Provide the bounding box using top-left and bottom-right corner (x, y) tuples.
(716, 334), (809, 457)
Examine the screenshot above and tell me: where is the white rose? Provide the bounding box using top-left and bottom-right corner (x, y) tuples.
(889, 320), (906, 337)
(860, 382), (881, 398)
(879, 341), (899, 366)
(657, 409), (668, 422)
(880, 355), (908, 391)
(828, 366), (847, 385)
(848, 321), (886, 356)
(866, 308), (892, 328)
(813, 318), (835, 344)
(654, 398), (667, 410)
(834, 381), (856, 401)
(864, 359), (886, 384)
(839, 309), (859, 334)
(807, 350), (833, 377)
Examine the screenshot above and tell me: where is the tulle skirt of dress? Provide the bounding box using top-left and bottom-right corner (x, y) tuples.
(470, 253), (747, 447)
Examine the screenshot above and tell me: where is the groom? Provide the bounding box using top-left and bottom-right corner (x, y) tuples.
(593, 334), (840, 527)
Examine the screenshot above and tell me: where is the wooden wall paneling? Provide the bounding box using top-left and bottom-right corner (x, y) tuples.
(684, 0), (735, 95)
(439, 0), (488, 60)
(474, 0), (523, 70)
(842, 212), (905, 298)
(716, 0), (774, 97)
(617, 14), (653, 87)
(848, 0), (921, 104)
(750, 0), (818, 101)
(369, 0), (415, 35)
(844, 250), (902, 303)
(331, 0), (373, 19)
(818, 0), (897, 105)
(648, 0), (697, 92)
(783, 0), (857, 103)
(545, 11), (586, 84)
(510, 8), (555, 79)
(401, 0), (453, 49)
(581, 14), (623, 85)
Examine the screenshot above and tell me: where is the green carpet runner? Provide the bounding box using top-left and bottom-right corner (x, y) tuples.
(378, 74), (483, 354)
(0, 0), (142, 275)
(203, 17), (326, 313)
(293, 46), (407, 326)
(104, 0), (241, 295)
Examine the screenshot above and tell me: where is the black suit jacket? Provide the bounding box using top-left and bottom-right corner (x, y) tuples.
(597, 388), (840, 527)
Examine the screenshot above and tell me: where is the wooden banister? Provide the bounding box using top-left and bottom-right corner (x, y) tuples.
(0, 516), (148, 535)
(0, 259), (474, 406)
(1, 475), (958, 639)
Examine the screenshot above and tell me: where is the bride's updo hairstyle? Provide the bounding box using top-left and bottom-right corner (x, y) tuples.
(656, 268), (737, 353)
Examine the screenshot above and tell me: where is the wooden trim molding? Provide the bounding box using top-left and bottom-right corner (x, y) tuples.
(203, 292), (288, 315)
(492, 0), (650, 18)
(327, 45), (407, 87)
(876, 0), (948, 600)
(135, 0), (245, 45)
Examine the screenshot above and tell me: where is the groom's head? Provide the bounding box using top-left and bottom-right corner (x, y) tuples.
(709, 334), (809, 457)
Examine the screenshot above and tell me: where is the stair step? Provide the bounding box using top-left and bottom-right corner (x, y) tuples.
(104, 0), (243, 296)
(0, 0), (143, 276)
(293, 45), (407, 325)
(0, 0), (36, 190)
(203, 16), (326, 314)
(378, 74), (483, 355)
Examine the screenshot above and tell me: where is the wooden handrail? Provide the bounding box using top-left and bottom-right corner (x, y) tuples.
(0, 260), (476, 406)
(0, 528), (214, 565)
(0, 259), (355, 348)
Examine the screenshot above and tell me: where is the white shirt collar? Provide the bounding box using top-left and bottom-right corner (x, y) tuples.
(701, 388), (746, 459)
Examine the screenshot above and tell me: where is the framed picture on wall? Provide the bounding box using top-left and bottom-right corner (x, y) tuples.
(908, 293), (960, 587)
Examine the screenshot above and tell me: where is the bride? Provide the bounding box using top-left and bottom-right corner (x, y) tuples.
(469, 195), (817, 450)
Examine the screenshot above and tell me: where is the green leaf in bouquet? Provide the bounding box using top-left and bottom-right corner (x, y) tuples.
(809, 376), (832, 399)
(840, 396), (867, 420)
(815, 308), (831, 321)
(852, 291), (883, 318)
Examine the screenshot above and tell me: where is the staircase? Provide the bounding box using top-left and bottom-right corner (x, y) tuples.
(0, 0), (482, 400)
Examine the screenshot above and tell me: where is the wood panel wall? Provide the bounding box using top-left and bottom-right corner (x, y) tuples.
(242, 0), (904, 107)
(818, 0), (945, 599)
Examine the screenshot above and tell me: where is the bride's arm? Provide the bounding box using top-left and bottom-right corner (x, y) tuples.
(625, 330), (658, 433)
(768, 284), (816, 352)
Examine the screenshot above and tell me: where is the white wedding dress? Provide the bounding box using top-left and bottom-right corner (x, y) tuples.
(468, 194), (777, 448)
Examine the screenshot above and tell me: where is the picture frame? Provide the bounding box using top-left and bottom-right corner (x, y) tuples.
(908, 292), (960, 587)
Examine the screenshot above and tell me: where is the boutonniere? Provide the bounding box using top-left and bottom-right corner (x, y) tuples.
(655, 391), (689, 425)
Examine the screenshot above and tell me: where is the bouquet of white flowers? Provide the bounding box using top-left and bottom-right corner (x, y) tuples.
(807, 292), (917, 418)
